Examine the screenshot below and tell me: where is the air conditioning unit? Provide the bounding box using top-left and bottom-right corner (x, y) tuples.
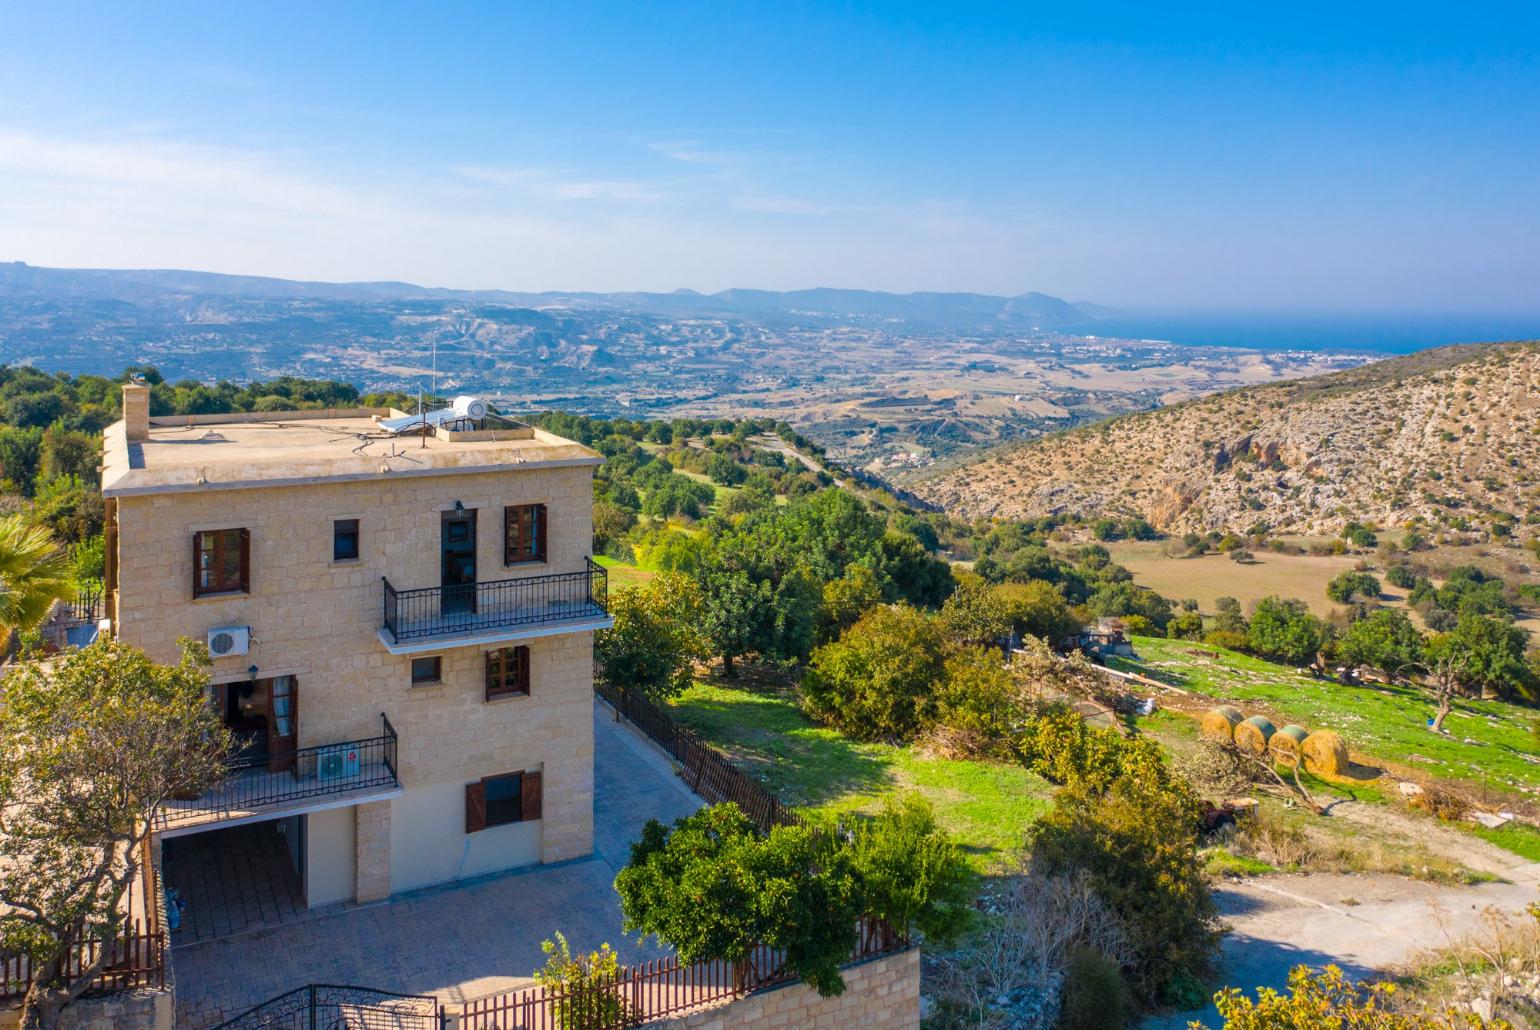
(206, 625), (250, 658)
(317, 744), (361, 781)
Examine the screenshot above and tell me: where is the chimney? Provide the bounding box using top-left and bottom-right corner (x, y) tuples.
(122, 381), (150, 442)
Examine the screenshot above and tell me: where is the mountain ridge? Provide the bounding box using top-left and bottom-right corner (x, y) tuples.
(917, 341), (1540, 535)
(0, 261), (1098, 331)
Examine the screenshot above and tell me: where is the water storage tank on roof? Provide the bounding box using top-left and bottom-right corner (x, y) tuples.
(453, 396), (488, 421)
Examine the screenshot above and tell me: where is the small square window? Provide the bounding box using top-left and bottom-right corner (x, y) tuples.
(485, 646), (530, 700)
(333, 519), (360, 561)
(484, 771), (523, 827)
(410, 656), (442, 685)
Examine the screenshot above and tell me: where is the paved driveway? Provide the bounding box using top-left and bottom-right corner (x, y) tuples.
(174, 701), (701, 1028)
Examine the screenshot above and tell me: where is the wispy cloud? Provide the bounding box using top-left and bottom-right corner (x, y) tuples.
(452, 164), (672, 203)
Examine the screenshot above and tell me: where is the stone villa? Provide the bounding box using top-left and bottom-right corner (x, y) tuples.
(101, 383), (612, 908)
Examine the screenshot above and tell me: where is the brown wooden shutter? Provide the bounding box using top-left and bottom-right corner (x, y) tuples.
(503, 505), (514, 565)
(238, 528), (251, 592)
(192, 531), (204, 595)
(517, 645), (531, 695)
(464, 780), (487, 833)
(533, 504), (547, 562)
(521, 770), (542, 821)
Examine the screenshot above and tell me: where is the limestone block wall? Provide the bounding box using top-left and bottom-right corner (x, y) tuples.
(0, 989), (174, 1030)
(115, 463), (598, 889)
(645, 950), (920, 1030)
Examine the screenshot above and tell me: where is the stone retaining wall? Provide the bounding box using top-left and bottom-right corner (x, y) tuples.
(645, 948), (919, 1030)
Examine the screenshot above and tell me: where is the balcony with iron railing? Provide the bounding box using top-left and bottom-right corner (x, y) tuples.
(379, 558), (612, 653)
(154, 714), (402, 835)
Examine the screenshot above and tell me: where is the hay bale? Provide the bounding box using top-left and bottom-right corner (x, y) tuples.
(1301, 730), (1350, 776)
(1200, 706), (1244, 742)
(1268, 724), (1309, 760)
(1233, 715), (1276, 754)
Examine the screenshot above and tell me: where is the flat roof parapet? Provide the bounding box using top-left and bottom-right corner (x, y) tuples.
(100, 410), (600, 498)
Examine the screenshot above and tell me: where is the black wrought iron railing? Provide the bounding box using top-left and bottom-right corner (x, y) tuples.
(155, 714), (400, 830)
(381, 558), (609, 645)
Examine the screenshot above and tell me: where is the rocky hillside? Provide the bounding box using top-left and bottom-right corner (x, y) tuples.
(919, 342), (1540, 535)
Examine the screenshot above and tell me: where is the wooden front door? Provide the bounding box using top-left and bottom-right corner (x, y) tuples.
(266, 675), (297, 774)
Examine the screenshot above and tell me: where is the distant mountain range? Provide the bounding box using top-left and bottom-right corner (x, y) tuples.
(919, 341), (1540, 534)
(0, 261), (1103, 332)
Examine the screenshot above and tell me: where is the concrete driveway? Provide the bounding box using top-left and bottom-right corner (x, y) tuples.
(174, 700), (701, 1028)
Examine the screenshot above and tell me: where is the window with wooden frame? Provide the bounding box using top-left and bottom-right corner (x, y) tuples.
(193, 528), (250, 596)
(503, 503), (546, 565)
(464, 769), (542, 832)
(410, 656), (442, 685)
(332, 518), (360, 562)
(485, 646), (530, 700)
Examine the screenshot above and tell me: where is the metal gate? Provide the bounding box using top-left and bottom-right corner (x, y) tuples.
(209, 983), (443, 1029)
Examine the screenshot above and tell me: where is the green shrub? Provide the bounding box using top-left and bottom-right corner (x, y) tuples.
(801, 604), (948, 740)
(1246, 596), (1331, 664)
(1327, 570), (1381, 604)
(615, 805), (863, 997)
(535, 933), (637, 1030)
(1028, 774), (1218, 1004)
(1015, 707), (1173, 796)
(1057, 945), (1132, 1029)
(1204, 628), (1249, 651)
(1211, 964), (1505, 1028)
(846, 797), (973, 945)
(1385, 564), (1418, 589)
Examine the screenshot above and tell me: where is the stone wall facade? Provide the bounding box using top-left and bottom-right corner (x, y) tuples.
(645, 950), (920, 1030)
(0, 989), (174, 1030)
(114, 460), (599, 898)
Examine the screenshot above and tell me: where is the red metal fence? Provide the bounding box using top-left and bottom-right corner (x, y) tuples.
(458, 915), (904, 1029)
(0, 919), (166, 1002)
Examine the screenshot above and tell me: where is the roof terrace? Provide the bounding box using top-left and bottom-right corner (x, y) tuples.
(100, 392), (600, 498)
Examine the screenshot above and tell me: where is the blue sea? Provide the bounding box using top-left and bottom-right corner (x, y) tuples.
(1062, 312), (1540, 355)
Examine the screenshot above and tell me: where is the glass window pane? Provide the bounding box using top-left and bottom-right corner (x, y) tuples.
(484, 773), (522, 826)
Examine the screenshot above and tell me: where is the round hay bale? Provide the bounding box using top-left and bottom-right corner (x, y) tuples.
(1200, 706), (1244, 742)
(1301, 730), (1350, 777)
(1268, 724), (1309, 760)
(1233, 715), (1276, 754)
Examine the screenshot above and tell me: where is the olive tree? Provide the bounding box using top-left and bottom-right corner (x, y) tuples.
(0, 638), (228, 1030)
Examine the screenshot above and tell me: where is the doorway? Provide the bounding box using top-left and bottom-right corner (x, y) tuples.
(441, 509), (477, 616)
(218, 676), (299, 774)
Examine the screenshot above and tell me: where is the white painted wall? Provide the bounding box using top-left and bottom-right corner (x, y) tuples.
(389, 780), (541, 894)
(305, 806), (357, 907)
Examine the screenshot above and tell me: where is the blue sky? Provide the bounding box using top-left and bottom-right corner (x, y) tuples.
(1, 1), (1537, 312)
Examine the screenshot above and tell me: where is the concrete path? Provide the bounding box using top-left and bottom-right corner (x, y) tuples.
(174, 701), (702, 1028)
(1145, 867), (1540, 1028)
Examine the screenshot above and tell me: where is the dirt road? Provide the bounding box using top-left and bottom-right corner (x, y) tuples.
(1146, 857), (1540, 1028)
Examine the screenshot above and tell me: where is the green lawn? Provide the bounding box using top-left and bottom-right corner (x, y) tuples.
(592, 554), (654, 590)
(667, 680), (1054, 872)
(1112, 635), (1540, 799)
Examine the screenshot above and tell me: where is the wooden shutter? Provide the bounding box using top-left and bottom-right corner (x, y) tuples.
(192, 531), (204, 595)
(238, 528), (251, 592)
(521, 770), (542, 821)
(464, 780), (487, 833)
(533, 504), (547, 562)
(517, 645), (531, 695)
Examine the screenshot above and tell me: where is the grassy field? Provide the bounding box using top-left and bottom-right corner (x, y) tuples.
(666, 678), (1054, 873)
(1106, 542), (1363, 618)
(1112, 635), (1540, 800)
(1107, 541), (1540, 636)
(592, 554), (654, 590)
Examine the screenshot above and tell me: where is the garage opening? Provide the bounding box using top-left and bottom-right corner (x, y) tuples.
(162, 819), (306, 945)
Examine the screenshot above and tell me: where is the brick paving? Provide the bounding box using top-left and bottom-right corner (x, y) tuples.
(163, 822), (307, 944)
(173, 700), (702, 1028)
